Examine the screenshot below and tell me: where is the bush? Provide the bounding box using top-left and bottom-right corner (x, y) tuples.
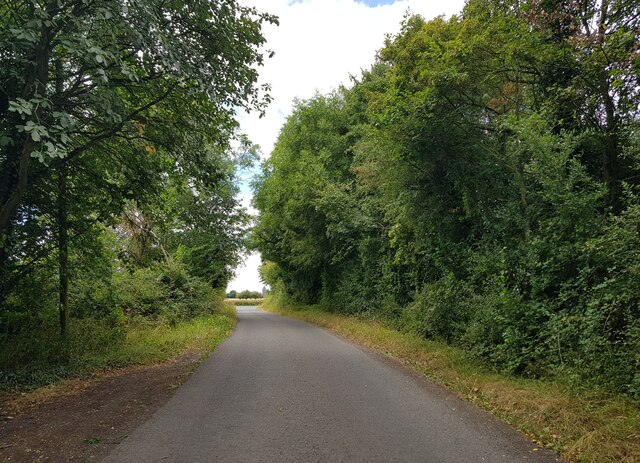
(0, 317), (126, 390)
(114, 258), (220, 324)
(400, 275), (473, 343)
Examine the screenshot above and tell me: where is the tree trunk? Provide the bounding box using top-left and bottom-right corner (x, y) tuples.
(516, 155), (530, 240)
(55, 58), (69, 337)
(597, 0), (622, 208)
(58, 170), (69, 337)
(0, 12), (51, 245)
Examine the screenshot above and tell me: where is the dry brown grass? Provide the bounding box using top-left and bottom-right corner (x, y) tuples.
(263, 302), (640, 463)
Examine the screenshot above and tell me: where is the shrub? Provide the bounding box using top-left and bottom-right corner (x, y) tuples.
(114, 258), (220, 324)
(400, 275), (473, 343)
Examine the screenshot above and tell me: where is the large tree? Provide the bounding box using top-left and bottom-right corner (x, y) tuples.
(0, 0), (276, 261)
(0, 0), (277, 334)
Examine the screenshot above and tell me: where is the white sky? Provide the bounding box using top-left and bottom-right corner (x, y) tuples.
(226, 0), (466, 293)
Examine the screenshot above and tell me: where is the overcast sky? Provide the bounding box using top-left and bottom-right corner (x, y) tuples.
(226, 0), (466, 293)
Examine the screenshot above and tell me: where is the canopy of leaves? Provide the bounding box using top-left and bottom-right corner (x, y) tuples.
(0, 1), (275, 343)
(252, 0), (640, 398)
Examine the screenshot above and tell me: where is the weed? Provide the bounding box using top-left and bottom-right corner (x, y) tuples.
(0, 314), (234, 392)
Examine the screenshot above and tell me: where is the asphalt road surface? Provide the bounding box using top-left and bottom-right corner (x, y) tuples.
(103, 306), (563, 463)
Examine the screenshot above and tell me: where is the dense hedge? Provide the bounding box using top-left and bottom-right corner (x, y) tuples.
(253, 2), (640, 398)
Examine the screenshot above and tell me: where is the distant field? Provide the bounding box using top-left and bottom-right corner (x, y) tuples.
(226, 298), (263, 306)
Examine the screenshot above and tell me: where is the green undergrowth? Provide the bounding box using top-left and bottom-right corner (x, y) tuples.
(264, 301), (640, 463)
(0, 303), (236, 392)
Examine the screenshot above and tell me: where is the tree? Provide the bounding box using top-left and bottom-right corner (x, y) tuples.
(0, 0), (276, 260)
(237, 290), (262, 299)
(252, 4), (640, 396)
(0, 0), (277, 334)
(251, 93), (354, 304)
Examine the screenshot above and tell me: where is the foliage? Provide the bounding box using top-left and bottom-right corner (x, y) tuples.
(236, 290), (263, 299)
(0, 312), (234, 392)
(252, 93), (354, 304)
(226, 289), (263, 300)
(0, 0), (272, 387)
(0, 0), (273, 303)
(252, 1), (640, 398)
(114, 257), (222, 324)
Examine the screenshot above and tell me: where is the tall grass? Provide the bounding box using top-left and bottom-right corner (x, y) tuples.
(0, 304), (235, 392)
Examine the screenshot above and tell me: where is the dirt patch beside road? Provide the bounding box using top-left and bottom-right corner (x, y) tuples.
(0, 352), (203, 462)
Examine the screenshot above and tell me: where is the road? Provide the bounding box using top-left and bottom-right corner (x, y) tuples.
(103, 306), (562, 463)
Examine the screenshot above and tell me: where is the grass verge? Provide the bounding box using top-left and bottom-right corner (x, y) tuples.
(226, 298), (263, 306)
(263, 302), (640, 463)
(0, 303), (236, 392)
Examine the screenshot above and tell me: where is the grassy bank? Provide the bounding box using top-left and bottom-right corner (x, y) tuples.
(226, 298), (263, 306)
(263, 302), (640, 463)
(0, 303), (236, 392)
